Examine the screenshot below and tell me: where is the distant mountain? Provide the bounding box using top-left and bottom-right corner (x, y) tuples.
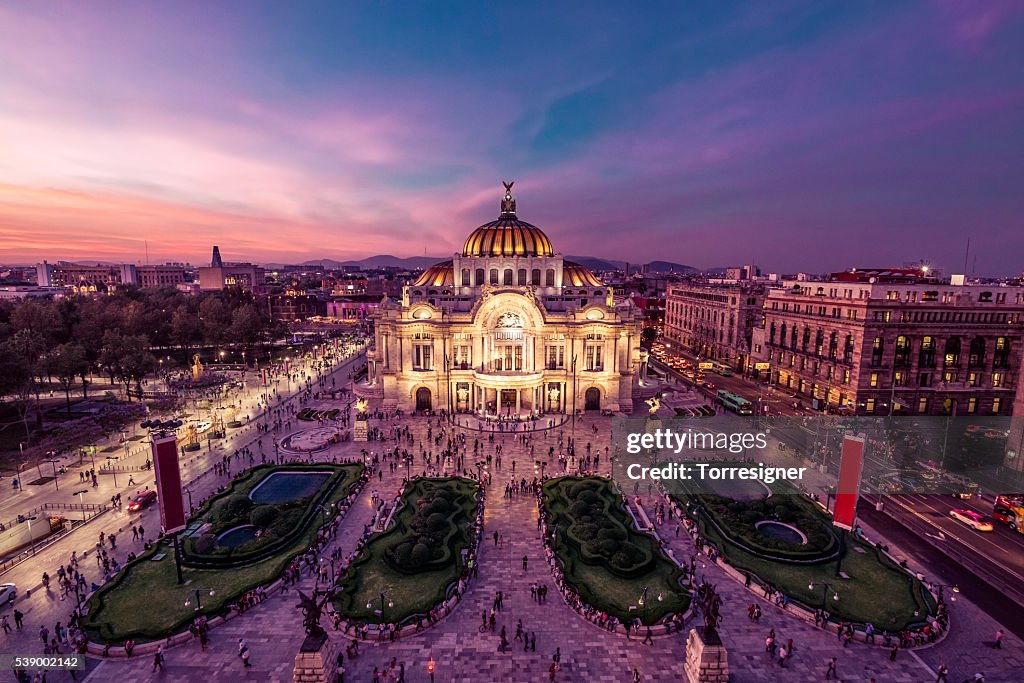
(285, 254), (698, 273)
(645, 260), (699, 273)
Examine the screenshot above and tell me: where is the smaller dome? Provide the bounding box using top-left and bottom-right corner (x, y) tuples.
(412, 260), (453, 287)
(562, 261), (603, 287)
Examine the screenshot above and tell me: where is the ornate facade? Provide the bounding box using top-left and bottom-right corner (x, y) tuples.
(361, 183), (644, 415)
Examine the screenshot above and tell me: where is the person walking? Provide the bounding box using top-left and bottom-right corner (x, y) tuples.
(935, 663), (949, 682)
(1, 615), (10, 634)
(13, 609), (24, 629)
(825, 657), (837, 680)
(778, 646), (787, 667)
(889, 644), (898, 661)
(994, 629), (1004, 649)
(632, 668), (641, 683)
(152, 646), (165, 672)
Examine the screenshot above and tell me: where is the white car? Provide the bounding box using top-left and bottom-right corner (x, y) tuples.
(0, 583), (16, 604)
(950, 509), (994, 532)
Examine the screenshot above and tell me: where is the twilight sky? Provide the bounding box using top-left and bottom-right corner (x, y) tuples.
(1, 1), (1023, 274)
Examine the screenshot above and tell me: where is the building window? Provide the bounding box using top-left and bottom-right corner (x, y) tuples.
(869, 372), (879, 388)
(871, 337), (884, 367)
(454, 345), (472, 369)
(918, 373), (931, 387)
(865, 398), (876, 413)
(919, 336), (935, 367)
(894, 371), (907, 386)
(584, 343), (603, 371)
(968, 337), (985, 367)
(992, 397), (1002, 414)
(993, 337), (1010, 368)
(503, 269), (513, 286)
(843, 369), (850, 384)
(413, 343), (433, 371)
(967, 371), (979, 387)
(461, 268), (471, 286)
(802, 327), (811, 352)
(546, 269), (555, 287)
(917, 397), (928, 414)
(943, 370), (958, 383)
(944, 337), (961, 367)
(894, 335), (911, 367)
(517, 269), (527, 286)
(993, 372), (1003, 388)
(545, 345), (565, 369)
(966, 397), (977, 414)
(475, 268), (485, 286)
(531, 269), (541, 285)
(489, 269), (499, 285)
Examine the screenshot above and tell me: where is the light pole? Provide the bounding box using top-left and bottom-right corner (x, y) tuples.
(637, 586), (663, 626)
(106, 457), (118, 487)
(24, 515), (39, 554)
(367, 591), (393, 622)
(49, 458), (59, 490)
(935, 583), (960, 605)
(808, 581), (840, 610)
(73, 489), (88, 522)
(185, 587), (216, 612)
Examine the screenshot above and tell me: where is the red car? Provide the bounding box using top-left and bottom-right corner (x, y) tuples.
(127, 490), (157, 512)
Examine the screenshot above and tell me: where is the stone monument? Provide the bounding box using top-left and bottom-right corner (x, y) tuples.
(684, 581), (729, 683)
(292, 590), (339, 683)
(352, 398), (369, 442)
(191, 354), (204, 381)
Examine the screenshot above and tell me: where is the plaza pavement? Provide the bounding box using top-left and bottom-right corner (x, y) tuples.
(17, 412), (1010, 682)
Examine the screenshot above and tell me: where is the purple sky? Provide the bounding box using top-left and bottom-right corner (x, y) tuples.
(1, 1), (1022, 274)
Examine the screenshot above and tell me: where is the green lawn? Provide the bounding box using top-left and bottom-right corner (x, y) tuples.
(692, 503), (936, 631)
(334, 477), (479, 624)
(543, 477), (689, 625)
(81, 467), (363, 642)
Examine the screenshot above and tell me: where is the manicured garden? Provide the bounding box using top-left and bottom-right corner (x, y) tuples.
(81, 463), (365, 642)
(673, 468), (936, 630)
(180, 464), (361, 567)
(543, 476), (688, 625)
(333, 477), (480, 624)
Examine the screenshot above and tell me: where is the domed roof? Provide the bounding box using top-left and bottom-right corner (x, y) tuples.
(462, 182), (554, 258)
(562, 261), (603, 287)
(412, 260), (454, 287)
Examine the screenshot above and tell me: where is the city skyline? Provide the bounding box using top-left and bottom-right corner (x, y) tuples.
(1, 2), (1023, 273)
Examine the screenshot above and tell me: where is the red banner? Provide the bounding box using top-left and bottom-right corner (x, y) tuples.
(833, 435), (865, 531)
(152, 434), (186, 534)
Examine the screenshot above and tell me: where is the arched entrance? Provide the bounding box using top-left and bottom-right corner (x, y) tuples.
(584, 387), (600, 411)
(415, 387), (432, 411)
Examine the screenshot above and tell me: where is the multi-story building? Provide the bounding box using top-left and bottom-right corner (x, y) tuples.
(664, 282), (766, 372)
(35, 261), (186, 291)
(197, 247), (266, 292)
(360, 183), (644, 414)
(750, 271), (1024, 416)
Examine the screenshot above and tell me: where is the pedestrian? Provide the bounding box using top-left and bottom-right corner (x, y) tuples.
(632, 668), (641, 683)
(522, 555), (529, 571)
(935, 663), (948, 682)
(14, 609), (24, 629)
(1, 616), (9, 634)
(778, 646), (787, 667)
(994, 629), (1004, 649)
(889, 644), (898, 661)
(825, 657), (837, 680)
(152, 646), (164, 671)
(642, 627), (654, 645)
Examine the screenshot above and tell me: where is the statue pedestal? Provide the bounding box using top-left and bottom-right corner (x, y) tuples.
(292, 632), (339, 683)
(353, 418), (368, 442)
(684, 627), (729, 683)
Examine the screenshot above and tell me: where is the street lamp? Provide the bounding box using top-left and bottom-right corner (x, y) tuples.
(185, 587), (216, 612)
(637, 586), (663, 625)
(24, 515), (38, 555)
(73, 489), (88, 522)
(367, 591), (394, 621)
(935, 583), (960, 604)
(106, 457), (118, 487)
(808, 581), (840, 607)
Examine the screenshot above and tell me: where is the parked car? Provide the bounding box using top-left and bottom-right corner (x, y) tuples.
(949, 509), (993, 532)
(0, 583), (16, 604)
(127, 490), (157, 512)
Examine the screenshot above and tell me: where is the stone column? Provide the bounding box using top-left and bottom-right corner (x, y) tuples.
(292, 632), (339, 683)
(683, 627), (729, 683)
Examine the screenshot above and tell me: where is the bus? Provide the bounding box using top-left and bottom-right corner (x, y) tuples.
(994, 495), (1024, 533)
(717, 390), (753, 415)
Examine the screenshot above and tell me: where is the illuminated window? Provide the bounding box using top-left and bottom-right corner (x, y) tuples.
(869, 372), (879, 388)
(865, 398), (876, 413)
(993, 372), (1003, 388)
(917, 397), (928, 414)
(992, 397), (1002, 414)
(966, 397), (977, 414)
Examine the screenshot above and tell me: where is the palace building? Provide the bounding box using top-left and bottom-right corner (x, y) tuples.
(360, 182), (646, 416)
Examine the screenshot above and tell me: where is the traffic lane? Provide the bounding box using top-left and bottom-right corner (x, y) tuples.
(895, 494), (1024, 574)
(858, 502), (1024, 640)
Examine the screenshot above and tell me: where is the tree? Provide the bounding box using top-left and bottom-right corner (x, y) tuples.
(119, 335), (157, 400)
(44, 343), (88, 415)
(0, 341), (34, 438)
(171, 304), (203, 357)
(230, 304), (265, 356)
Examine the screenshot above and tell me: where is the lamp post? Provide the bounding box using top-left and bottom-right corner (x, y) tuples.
(935, 583), (960, 605)
(367, 591), (393, 622)
(637, 586), (663, 626)
(73, 489), (88, 522)
(49, 458), (60, 490)
(106, 457), (118, 487)
(808, 581), (840, 609)
(185, 488), (193, 514)
(24, 515), (38, 555)
(185, 587), (216, 612)
(571, 353), (578, 447)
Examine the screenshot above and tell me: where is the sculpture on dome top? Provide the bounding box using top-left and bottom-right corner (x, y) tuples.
(500, 180), (517, 216)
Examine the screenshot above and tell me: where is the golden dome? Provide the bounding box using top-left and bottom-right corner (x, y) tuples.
(461, 181), (554, 258)
(412, 260), (453, 287)
(562, 261), (603, 287)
